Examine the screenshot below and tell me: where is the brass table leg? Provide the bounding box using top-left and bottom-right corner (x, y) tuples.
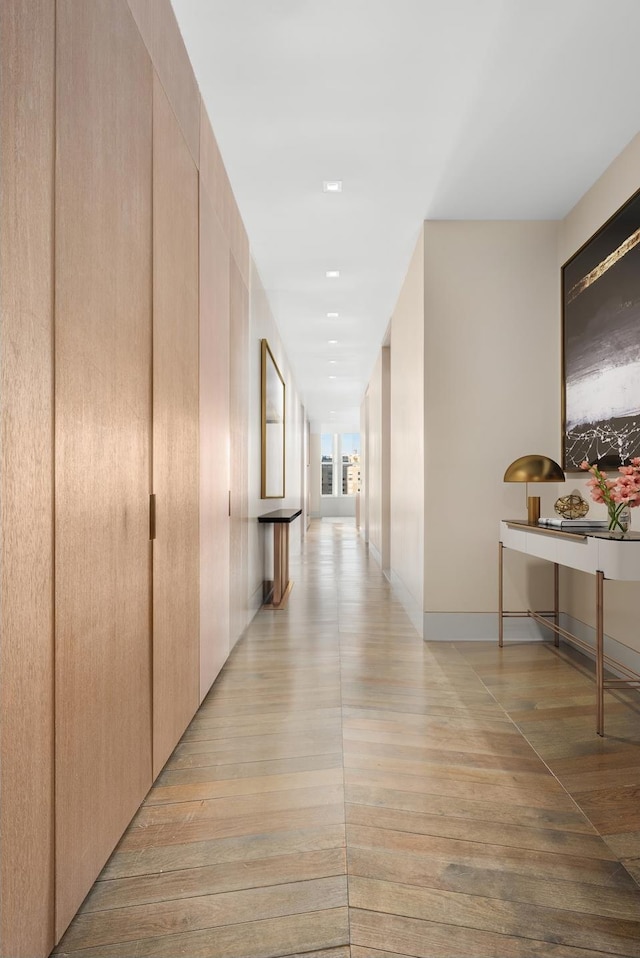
(596, 570), (604, 736)
(273, 524), (284, 606)
(269, 522), (293, 610)
(498, 541), (504, 647)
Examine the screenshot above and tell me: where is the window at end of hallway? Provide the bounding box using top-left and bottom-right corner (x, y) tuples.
(322, 432), (360, 496)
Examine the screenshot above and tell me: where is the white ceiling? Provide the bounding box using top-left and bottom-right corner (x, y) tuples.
(171, 0), (640, 431)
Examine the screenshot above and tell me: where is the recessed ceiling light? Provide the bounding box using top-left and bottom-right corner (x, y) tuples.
(328, 340), (338, 344)
(329, 375), (336, 379)
(329, 360), (337, 364)
(325, 270), (340, 279)
(327, 312), (339, 318)
(323, 180), (342, 193)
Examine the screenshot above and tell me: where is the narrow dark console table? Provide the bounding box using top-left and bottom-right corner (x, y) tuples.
(258, 508), (302, 609)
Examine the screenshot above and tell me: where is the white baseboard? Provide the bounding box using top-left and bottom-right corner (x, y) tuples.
(421, 611), (640, 680)
(388, 571), (423, 636)
(559, 613), (640, 680)
(423, 611), (549, 642)
(368, 540), (382, 569)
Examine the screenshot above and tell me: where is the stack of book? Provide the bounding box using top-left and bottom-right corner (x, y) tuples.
(537, 517), (608, 529)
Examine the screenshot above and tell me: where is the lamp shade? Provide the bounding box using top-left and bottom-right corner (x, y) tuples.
(503, 455), (565, 483)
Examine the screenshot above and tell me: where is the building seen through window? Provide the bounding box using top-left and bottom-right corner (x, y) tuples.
(322, 432), (360, 496)
(321, 433), (333, 495)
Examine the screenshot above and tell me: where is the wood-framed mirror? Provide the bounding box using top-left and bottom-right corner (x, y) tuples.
(261, 339), (285, 498)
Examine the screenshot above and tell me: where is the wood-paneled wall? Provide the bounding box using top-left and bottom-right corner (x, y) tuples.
(230, 256), (251, 647)
(54, 0), (154, 937)
(0, 1), (252, 953)
(199, 109), (231, 700)
(200, 101), (250, 653)
(125, 0), (200, 165)
(0, 2), (55, 955)
(152, 76), (200, 777)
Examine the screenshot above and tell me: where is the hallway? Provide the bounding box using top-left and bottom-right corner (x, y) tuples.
(56, 519), (640, 958)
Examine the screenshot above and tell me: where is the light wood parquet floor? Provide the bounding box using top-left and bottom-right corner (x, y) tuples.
(55, 519), (640, 957)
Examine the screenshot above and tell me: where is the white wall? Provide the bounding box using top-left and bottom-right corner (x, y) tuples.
(363, 135), (640, 656)
(320, 496), (356, 518)
(309, 432), (321, 517)
(389, 231), (425, 632)
(365, 221), (560, 638)
(360, 394), (369, 541)
(248, 263), (305, 613)
(423, 220), (559, 636)
(558, 133), (640, 656)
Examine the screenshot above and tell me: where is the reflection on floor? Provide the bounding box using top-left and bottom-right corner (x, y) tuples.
(56, 518), (640, 958)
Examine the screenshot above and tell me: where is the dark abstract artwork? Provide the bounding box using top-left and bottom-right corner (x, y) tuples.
(563, 190), (640, 471)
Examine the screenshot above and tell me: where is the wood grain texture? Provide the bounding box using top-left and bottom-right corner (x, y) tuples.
(199, 105), (225, 235)
(349, 875), (640, 954)
(200, 104), (250, 305)
(57, 520), (640, 955)
(125, 0), (152, 55)
(54, 908), (350, 958)
(151, 0), (200, 166)
(59, 876), (347, 952)
(347, 823), (634, 890)
(229, 255), (250, 646)
(455, 641), (640, 861)
(101, 823), (347, 882)
(152, 74), (200, 776)
(0, 1), (55, 954)
(199, 174), (230, 700)
(126, 0), (200, 167)
(79, 848), (346, 913)
(347, 846), (640, 921)
(54, 0), (153, 940)
(350, 909), (623, 958)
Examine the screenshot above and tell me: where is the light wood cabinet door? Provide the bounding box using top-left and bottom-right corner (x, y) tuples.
(0, 1), (55, 955)
(54, 0), (153, 938)
(229, 257), (250, 647)
(199, 179), (231, 700)
(152, 74), (200, 776)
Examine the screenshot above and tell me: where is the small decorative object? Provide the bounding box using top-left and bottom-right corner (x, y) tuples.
(580, 458), (640, 535)
(503, 455), (565, 524)
(554, 492), (589, 519)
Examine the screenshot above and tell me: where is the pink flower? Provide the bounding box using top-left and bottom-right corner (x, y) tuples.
(583, 459), (640, 511)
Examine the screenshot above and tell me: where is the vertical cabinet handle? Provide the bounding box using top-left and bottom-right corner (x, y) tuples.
(149, 493), (156, 540)
(228, 490), (231, 517)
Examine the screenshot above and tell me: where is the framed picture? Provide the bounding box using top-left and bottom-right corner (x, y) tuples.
(261, 339), (285, 498)
(562, 188), (640, 471)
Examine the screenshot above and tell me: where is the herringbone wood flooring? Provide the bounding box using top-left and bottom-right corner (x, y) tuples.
(55, 519), (640, 957)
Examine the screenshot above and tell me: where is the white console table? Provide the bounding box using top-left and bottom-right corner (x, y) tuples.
(498, 520), (640, 735)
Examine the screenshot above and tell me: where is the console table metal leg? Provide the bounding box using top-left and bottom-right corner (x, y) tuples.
(554, 563), (560, 647)
(273, 524), (284, 606)
(596, 570), (604, 736)
(498, 541), (504, 647)
(270, 522), (293, 609)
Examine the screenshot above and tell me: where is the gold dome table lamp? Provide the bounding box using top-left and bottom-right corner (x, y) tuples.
(504, 455), (565, 524)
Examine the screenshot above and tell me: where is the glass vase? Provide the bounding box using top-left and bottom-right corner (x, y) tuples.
(607, 502), (631, 537)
